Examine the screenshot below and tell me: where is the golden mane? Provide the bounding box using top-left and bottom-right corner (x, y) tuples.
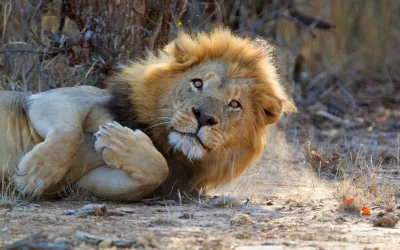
(114, 28), (296, 192)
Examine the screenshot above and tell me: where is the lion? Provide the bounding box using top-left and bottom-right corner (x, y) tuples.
(0, 28), (296, 201)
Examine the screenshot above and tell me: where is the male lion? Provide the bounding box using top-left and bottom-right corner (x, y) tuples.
(0, 28), (296, 201)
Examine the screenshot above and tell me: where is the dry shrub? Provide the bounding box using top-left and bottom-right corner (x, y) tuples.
(0, 0), (176, 91)
(304, 140), (341, 177)
(305, 141), (396, 212)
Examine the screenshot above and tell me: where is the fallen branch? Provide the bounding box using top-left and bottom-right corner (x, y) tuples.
(7, 233), (71, 250)
(286, 0), (335, 30)
(333, 76), (357, 108)
(63, 204), (124, 216)
(315, 110), (355, 127)
(75, 231), (139, 248)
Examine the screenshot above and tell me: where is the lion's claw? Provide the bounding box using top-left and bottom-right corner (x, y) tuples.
(15, 145), (69, 200)
(94, 121), (156, 169)
(16, 173), (47, 200)
(15, 170), (27, 177)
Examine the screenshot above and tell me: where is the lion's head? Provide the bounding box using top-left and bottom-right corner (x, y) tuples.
(167, 60), (282, 160)
(112, 28), (296, 189)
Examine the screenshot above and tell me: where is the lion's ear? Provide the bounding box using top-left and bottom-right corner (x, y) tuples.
(164, 38), (191, 64)
(174, 40), (190, 63)
(262, 96), (297, 124)
(262, 95), (283, 124)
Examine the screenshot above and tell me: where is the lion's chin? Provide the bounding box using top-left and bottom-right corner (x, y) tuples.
(168, 131), (207, 160)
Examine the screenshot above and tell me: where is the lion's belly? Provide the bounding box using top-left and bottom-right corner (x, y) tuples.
(0, 91), (43, 179)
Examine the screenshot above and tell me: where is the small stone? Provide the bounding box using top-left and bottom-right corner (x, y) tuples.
(258, 218), (270, 223)
(151, 218), (183, 226)
(230, 213), (254, 226)
(372, 212), (400, 228)
(199, 223), (214, 227)
(99, 239), (113, 248)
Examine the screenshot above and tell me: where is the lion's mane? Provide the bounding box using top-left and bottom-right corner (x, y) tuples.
(106, 28), (296, 193)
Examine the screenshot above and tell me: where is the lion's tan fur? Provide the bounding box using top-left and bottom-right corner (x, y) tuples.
(117, 28), (296, 190)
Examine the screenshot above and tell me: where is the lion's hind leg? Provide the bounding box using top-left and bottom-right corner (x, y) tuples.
(77, 121), (169, 201)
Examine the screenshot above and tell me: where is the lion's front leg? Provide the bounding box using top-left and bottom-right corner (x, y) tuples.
(77, 121), (169, 201)
(16, 124), (83, 199)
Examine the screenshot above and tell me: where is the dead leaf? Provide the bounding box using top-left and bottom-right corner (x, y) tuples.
(127, 7), (135, 20)
(361, 206), (371, 215)
(368, 185), (377, 196)
(311, 150), (321, 162)
(346, 198), (354, 205)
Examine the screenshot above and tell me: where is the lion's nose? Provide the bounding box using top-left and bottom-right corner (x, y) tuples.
(192, 106), (218, 128)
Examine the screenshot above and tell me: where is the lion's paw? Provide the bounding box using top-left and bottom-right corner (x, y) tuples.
(15, 148), (68, 200)
(94, 121), (154, 169)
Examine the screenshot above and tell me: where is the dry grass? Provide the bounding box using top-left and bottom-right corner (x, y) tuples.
(201, 195), (243, 208)
(1, 152), (18, 204)
(0, 179), (17, 205)
(305, 140), (396, 213)
(58, 185), (98, 203)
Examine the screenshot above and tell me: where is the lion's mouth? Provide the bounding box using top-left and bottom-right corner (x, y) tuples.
(173, 130), (210, 151)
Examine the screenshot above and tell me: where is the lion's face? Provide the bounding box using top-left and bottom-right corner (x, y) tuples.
(167, 61), (261, 160)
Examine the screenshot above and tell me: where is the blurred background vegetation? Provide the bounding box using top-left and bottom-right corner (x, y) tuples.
(0, 0), (399, 165)
(1, 0), (399, 90)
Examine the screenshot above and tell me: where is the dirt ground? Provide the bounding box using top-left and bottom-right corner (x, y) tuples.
(0, 198), (399, 250)
(1, 182), (400, 250)
(1, 135), (400, 250)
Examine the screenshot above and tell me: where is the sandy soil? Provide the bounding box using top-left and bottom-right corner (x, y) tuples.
(1, 191), (400, 250)
(2, 140), (400, 250)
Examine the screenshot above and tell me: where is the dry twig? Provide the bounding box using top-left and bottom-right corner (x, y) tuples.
(75, 231), (138, 247)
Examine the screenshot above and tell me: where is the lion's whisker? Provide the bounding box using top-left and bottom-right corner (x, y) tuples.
(157, 109), (174, 113)
(168, 144), (174, 151)
(145, 122), (170, 130)
(148, 117), (171, 122)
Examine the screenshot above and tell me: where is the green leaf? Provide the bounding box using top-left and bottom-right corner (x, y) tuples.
(88, 78), (97, 86)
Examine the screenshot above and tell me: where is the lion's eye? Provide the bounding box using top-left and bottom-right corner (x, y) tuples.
(229, 100), (241, 109)
(192, 79), (203, 89)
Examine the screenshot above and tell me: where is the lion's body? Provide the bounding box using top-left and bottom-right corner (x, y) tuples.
(0, 29), (295, 201)
(0, 88), (111, 196)
(0, 91), (42, 178)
